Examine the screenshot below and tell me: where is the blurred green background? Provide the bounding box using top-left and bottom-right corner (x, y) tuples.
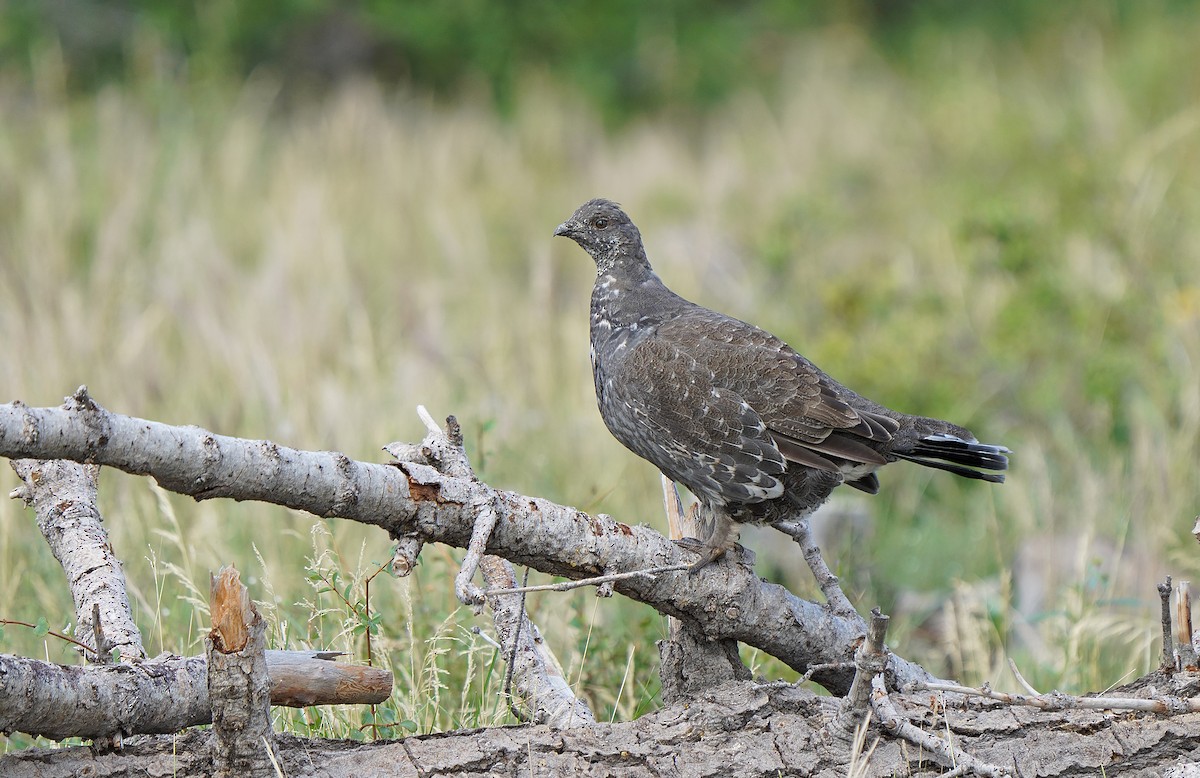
(2, 0), (1200, 750)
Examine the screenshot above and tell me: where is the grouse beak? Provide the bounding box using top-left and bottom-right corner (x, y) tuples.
(553, 220), (576, 238)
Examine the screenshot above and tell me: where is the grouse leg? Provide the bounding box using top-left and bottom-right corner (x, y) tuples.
(675, 505), (742, 573)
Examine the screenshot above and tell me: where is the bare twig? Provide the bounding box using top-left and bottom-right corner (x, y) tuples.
(455, 492), (500, 609)
(908, 680), (1200, 715)
(483, 564), (692, 596)
(469, 626), (502, 650)
(1007, 658), (1041, 696)
(771, 517), (859, 621)
(1159, 575), (1174, 671)
(502, 566), (532, 722)
(796, 661), (854, 687)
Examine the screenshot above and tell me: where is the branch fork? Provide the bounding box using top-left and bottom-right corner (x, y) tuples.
(385, 406), (595, 726)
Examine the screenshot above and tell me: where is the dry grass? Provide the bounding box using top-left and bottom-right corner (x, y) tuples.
(3, 16), (1200, 750)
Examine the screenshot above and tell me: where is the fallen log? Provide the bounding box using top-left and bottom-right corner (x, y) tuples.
(0, 649), (392, 740)
(5, 677), (1200, 777)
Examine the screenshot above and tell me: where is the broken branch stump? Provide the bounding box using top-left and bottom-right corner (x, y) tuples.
(207, 565), (277, 777)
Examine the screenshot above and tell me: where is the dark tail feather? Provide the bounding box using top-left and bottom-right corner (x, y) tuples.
(895, 434), (1009, 483)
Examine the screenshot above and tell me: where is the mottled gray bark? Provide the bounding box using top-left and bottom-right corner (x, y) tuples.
(0, 389), (927, 694)
(657, 623), (751, 702)
(5, 390), (1200, 775)
(9, 458), (144, 661)
(5, 678), (1200, 777)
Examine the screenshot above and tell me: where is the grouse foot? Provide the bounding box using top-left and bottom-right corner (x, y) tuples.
(683, 508), (745, 572)
(672, 537), (756, 573)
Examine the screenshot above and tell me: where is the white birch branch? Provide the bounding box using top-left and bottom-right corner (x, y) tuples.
(0, 387), (941, 695)
(9, 459), (144, 661)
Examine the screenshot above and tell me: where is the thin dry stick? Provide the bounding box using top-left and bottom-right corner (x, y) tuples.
(796, 661), (854, 687)
(1007, 658), (1041, 696)
(1160, 575), (1174, 670)
(771, 517), (859, 620)
(483, 565), (692, 596)
(502, 566), (532, 723)
(910, 681), (1200, 715)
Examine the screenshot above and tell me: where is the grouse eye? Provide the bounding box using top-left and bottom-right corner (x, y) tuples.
(592, 217), (609, 230)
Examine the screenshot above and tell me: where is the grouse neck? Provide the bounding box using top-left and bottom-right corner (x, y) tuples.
(590, 239), (650, 275)
(591, 263), (686, 336)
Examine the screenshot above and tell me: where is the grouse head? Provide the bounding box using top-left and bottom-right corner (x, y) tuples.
(554, 199), (648, 274)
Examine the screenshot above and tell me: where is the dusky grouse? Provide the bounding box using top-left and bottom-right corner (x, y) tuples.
(554, 198), (1008, 572)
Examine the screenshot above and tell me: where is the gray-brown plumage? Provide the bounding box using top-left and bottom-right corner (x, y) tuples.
(554, 198), (1008, 572)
